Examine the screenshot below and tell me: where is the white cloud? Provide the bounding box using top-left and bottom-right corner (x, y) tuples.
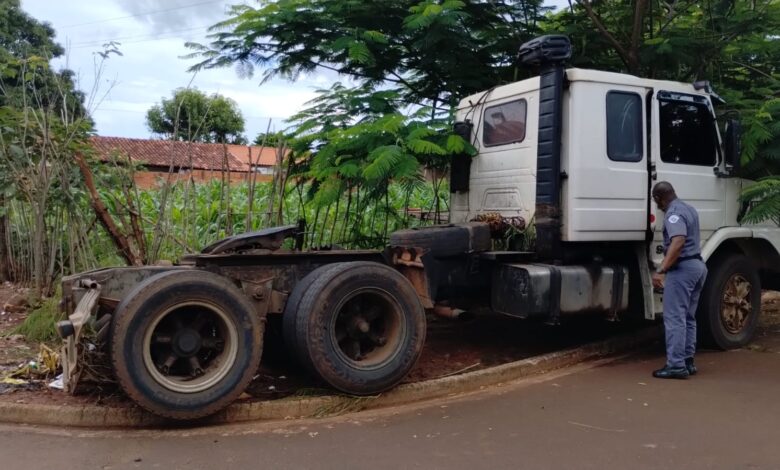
(111, 0), (231, 34)
(218, 87), (319, 118)
(19, 0), (335, 139)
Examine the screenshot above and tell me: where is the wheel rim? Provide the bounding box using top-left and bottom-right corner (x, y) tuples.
(720, 274), (753, 335)
(142, 301), (238, 394)
(329, 288), (405, 370)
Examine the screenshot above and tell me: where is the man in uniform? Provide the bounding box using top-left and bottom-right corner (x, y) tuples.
(651, 182), (708, 379)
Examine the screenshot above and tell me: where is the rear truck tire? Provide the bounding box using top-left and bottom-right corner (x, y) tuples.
(389, 222), (491, 257)
(110, 270), (263, 420)
(282, 263), (342, 365)
(697, 253), (761, 350)
(293, 261), (426, 395)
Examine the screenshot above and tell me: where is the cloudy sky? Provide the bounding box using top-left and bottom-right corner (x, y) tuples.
(21, 0), (569, 140)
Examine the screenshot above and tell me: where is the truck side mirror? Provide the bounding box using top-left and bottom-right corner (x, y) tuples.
(724, 118), (742, 173)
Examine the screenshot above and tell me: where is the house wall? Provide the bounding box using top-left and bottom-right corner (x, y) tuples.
(133, 169), (273, 189)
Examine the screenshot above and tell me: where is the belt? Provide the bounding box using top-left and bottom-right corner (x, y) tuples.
(677, 254), (702, 262)
(670, 254), (703, 271)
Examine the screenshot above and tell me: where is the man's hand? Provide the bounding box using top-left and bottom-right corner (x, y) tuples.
(652, 272), (665, 289)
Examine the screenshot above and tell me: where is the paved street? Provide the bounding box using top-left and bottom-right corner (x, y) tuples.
(2, 328), (779, 470)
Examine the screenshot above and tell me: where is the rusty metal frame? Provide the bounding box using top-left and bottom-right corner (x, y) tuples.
(388, 247), (434, 309)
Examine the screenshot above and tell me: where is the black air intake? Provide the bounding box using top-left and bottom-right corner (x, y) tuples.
(518, 35), (572, 259)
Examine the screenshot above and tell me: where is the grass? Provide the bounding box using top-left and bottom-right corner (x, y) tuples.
(9, 297), (63, 345)
(312, 395), (378, 418)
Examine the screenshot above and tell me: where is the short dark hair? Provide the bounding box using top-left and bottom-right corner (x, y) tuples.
(652, 181), (675, 198)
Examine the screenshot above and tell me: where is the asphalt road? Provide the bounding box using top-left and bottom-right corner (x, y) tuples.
(2, 327), (779, 470)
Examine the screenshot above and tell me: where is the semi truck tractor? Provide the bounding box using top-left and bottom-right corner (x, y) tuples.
(58, 35), (780, 420)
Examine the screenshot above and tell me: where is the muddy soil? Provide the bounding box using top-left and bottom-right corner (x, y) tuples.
(0, 284), (34, 375)
(1, 290), (778, 410)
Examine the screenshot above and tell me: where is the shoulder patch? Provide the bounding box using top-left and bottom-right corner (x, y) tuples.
(668, 215), (680, 223)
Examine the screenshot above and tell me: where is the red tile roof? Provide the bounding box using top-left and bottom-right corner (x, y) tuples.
(90, 136), (277, 172)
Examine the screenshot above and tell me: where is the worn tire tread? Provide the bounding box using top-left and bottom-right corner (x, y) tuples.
(294, 262), (426, 395)
(109, 270), (263, 420)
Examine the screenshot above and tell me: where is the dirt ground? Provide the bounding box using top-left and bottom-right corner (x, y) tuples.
(1, 286), (778, 410)
(0, 283), (33, 375)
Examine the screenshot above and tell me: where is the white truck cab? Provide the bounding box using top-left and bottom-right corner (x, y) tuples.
(448, 35), (780, 348)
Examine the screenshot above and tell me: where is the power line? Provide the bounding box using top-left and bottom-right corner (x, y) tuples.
(61, 0), (226, 29)
(69, 25), (211, 48)
(70, 30), (211, 50)
(95, 108), (291, 120)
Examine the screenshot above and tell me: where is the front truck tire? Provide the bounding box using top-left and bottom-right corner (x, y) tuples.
(292, 262), (426, 395)
(697, 253), (761, 350)
(110, 270), (263, 420)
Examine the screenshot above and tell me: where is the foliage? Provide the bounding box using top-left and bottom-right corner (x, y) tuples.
(0, 0), (86, 115)
(0, 0), (97, 295)
(281, 84), (457, 225)
(9, 296), (63, 344)
(146, 88), (246, 144)
(187, 0), (550, 106)
(740, 177), (780, 226)
(253, 130), (284, 147)
(36, 175), (441, 269)
(185, 1), (548, 215)
(548, 0), (780, 223)
(741, 98), (780, 177)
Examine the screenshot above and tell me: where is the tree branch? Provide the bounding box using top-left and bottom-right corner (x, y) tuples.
(631, 0), (649, 56)
(657, 1), (696, 34)
(74, 153), (142, 266)
(576, 1), (632, 70)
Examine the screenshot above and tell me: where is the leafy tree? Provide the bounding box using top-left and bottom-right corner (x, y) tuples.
(284, 82), (471, 242)
(253, 131), (284, 148)
(740, 177), (780, 226)
(548, 0), (780, 224)
(0, 0), (91, 287)
(0, 0), (86, 115)
(187, 0), (550, 107)
(146, 88), (247, 144)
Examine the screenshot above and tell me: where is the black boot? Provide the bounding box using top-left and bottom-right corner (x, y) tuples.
(652, 365), (689, 379)
(685, 357), (697, 376)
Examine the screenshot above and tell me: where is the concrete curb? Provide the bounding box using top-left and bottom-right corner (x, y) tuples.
(0, 326), (661, 428)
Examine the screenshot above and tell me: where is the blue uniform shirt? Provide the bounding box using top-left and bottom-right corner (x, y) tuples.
(662, 198), (701, 257)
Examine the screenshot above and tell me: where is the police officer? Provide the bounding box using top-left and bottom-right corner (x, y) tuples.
(651, 182), (708, 379)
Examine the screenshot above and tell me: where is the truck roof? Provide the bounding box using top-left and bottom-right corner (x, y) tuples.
(457, 68), (707, 110)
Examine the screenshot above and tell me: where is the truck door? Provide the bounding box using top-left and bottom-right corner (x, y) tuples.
(563, 82), (651, 242)
(650, 91), (725, 267)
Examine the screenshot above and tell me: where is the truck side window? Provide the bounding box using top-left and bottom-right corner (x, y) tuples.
(606, 91), (643, 162)
(483, 99), (526, 147)
(659, 99), (717, 166)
